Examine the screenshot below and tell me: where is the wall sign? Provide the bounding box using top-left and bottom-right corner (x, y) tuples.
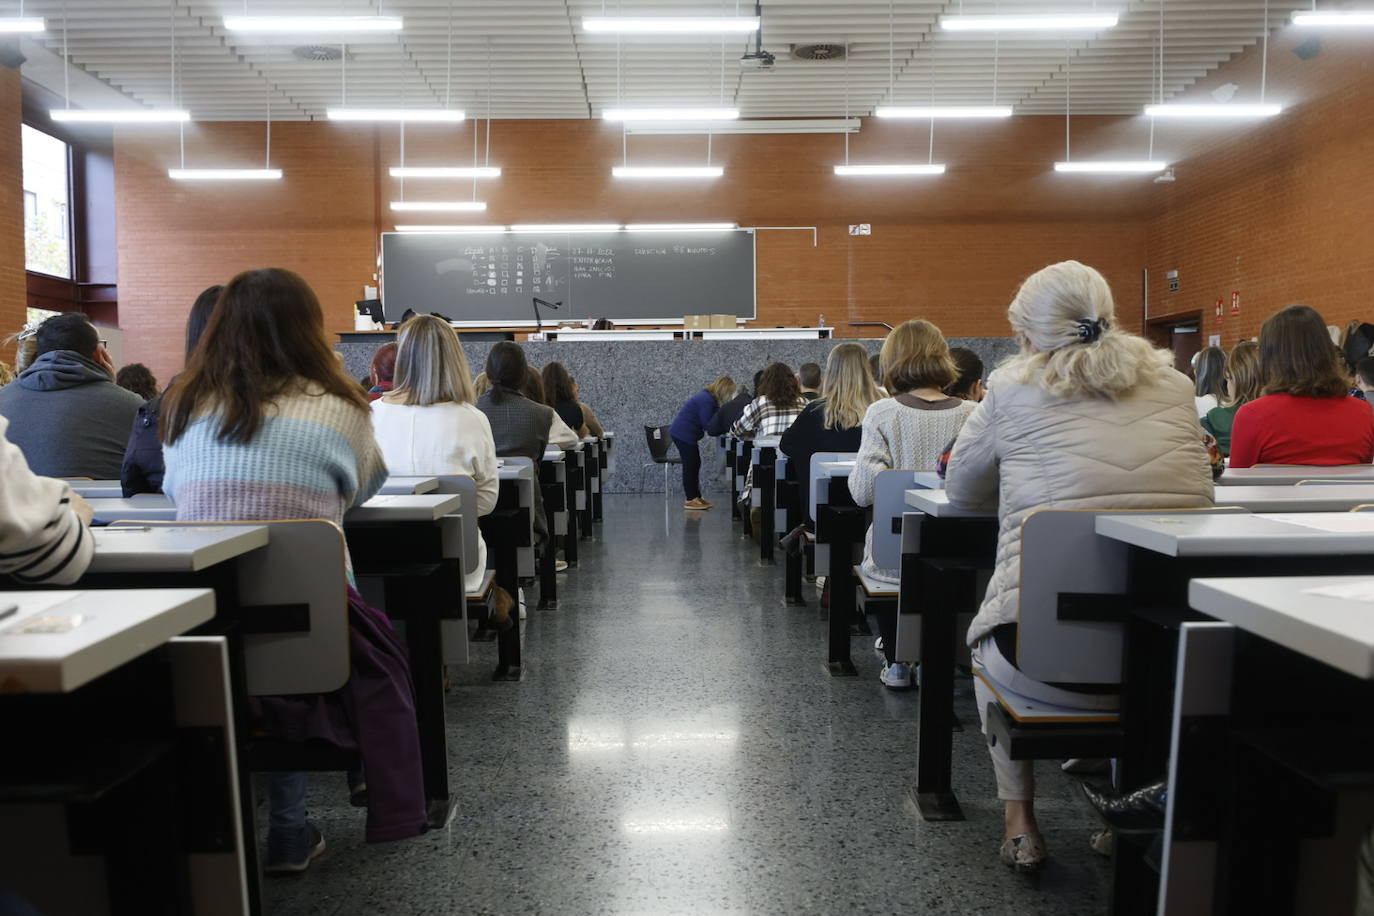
(1230, 291), (1241, 316)
(848, 224), (871, 236)
(1214, 298), (1224, 319)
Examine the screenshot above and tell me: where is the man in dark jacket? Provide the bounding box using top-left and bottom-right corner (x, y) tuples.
(706, 370), (761, 437)
(0, 313), (143, 479)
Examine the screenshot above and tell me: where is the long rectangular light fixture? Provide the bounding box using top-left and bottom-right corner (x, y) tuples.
(625, 223), (738, 231)
(626, 118), (859, 136)
(169, 168), (283, 180)
(510, 224), (621, 233)
(583, 16), (760, 34)
(51, 108), (190, 123)
(0, 17), (45, 32)
(941, 13), (1119, 30)
(1144, 103), (1282, 118)
(834, 164), (946, 176)
(612, 166), (724, 179)
(328, 108), (465, 122)
(389, 166), (501, 178)
(1292, 10), (1374, 25)
(876, 105), (1013, 118)
(1054, 160), (1168, 173)
(394, 225), (508, 233)
(390, 201), (487, 212)
(602, 107), (738, 122)
(222, 15), (404, 32)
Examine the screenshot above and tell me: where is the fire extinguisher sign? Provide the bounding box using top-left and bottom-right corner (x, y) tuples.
(1215, 298), (1224, 319)
(1230, 291), (1241, 316)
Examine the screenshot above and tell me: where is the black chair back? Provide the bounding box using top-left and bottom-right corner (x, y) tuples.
(644, 425), (675, 463)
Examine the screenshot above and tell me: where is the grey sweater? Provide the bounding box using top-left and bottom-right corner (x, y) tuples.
(0, 350), (145, 479)
(477, 386), (554, 540)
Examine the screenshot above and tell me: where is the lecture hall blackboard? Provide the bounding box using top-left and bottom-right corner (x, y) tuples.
(380, 229), (756, 324)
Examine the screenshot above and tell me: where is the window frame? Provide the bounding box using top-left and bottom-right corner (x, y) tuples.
(19, 122), (76, 282)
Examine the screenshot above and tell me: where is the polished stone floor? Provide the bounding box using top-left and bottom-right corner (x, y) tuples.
(265, 495), (1108, 915)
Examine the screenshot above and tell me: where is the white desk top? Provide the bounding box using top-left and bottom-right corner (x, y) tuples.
(754, 436), (781, 449)
(816, 460), (856, 478)
(64, 480), (124, 499)
(498, 463), (535, 481)
(89, 494), (175, 522)
(542, 449), (565, 462)
(90, 525), (269, 573)
(1218, 465), (1374, 486)
(1096, 512), (1374, 557)
(903, 489), (997, 519)
(911, 471), (943, 490)
(379, 476), (439, 495)
(1214, 484), (1374, 513)
(1189, 576), (1374, 679)
(0, 588), (216, 693)
(344, 493), (461, 523)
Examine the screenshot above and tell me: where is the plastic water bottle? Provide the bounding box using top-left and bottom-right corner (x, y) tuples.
(818, 314), (826, 328)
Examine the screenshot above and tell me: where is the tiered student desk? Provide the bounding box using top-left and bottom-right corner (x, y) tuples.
(749, 437), (782, 562)
(484, 460), (536, 679)
(62, 479), (125, 499)
(378, 476), (439, 495)
(1217, 464), (1374, 486)
(0, 588), (243, 915)
(811, 458), (866, 676)
(539, 449), (567, 607)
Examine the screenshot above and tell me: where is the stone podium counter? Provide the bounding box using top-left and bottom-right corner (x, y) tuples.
(337, 335), (1016, 494)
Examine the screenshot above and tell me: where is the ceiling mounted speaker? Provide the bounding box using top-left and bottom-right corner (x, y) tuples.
(292, 45), (344, 62)
(1293, 37), (1321, 60)
(790, 43), (847, 61)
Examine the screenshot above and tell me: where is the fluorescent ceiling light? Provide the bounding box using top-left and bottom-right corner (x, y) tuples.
(389, 167), (501, 178)
(876, 106), (1013, 118)
(328, 108), (465, 122)
(168, 168), (283, 180)
(222, 15), (403, 32)
(1054, 160), (1168, 173)
(625, 223), (738, 231)
(510, 224), (622, 233)
(583, 16), (760, 34)
(0, 17), (45, 33)
(941, 12), (1119, 30)
(50, 109), (190, 123)
(612, 166), (724, 179)
(394, 225), (508, 233)
(626, 118), (859, 135)
(1292, 10), (1374, 25)
(1144, 103), (1282, 118)
(390, 201), (487, 212)
(834, 164), (946, 176)
(602, 107), (738, 122)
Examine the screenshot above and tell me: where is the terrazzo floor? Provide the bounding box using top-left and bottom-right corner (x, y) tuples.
(263, 495), (1109, 915)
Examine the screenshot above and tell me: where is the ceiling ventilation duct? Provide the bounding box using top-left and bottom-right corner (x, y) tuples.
(790, 43), (847, 61)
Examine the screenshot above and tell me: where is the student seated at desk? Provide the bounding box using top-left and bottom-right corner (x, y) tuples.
(367, 342), (397, 402)
(798, 362), (821, 401)
(1356, 356), (1374, 404)
(541, 361), (584, 432)
(780, 343), (880, 519)
(947, 347), (985, 402)
(944, 260), (1214, 872)
(1193, 345), (1227, 418)
(574, 377), (605, 438)
(523, 367), (580, 450)
(121, 284), (221, 497)
(161, 267), (426, 871)
(669, 375), (736, 510)
(371, 315), (513, 627)
(477, 342), (565, 545)
(1229, 304), (1374, 468)
(732, 363), (806, 521)
(0, 313), (144, 480)
(851, 320), (975, 689)
(0, 417), (94, 584)
(114, 362), (158, 401)
(1200, 340), (1260, 456)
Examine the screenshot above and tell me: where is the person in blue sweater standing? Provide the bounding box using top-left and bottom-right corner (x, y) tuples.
(669, 376), (737, 510)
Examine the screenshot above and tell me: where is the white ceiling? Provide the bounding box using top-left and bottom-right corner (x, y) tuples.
(15, 0), (1305, 120)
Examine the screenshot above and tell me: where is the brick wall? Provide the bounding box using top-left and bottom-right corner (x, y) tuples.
(0, 66), (26, 364)
(116, 114), (1156, 380)
(1145, 33), (1374, 345)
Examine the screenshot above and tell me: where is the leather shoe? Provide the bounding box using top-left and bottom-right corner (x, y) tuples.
(1079, 779), (1167, 833)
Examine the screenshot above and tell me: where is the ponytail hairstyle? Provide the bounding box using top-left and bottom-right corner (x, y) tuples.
(1003, 260), (1171, 400)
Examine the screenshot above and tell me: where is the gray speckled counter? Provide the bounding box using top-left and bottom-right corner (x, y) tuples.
(338, 336), (1017, 494)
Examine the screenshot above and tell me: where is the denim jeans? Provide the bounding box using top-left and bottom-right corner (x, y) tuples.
(268, 771), (307, 836)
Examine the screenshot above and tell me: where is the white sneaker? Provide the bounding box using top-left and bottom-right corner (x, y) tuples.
(873, 636), (885, 659)
(555, 559), (569, 572)
(879, 661), (913, 689)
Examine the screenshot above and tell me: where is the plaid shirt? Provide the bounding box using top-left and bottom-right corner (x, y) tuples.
(730, 396), (806, 439)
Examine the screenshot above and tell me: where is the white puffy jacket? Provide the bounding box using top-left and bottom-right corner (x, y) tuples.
(945, 363), (1214, 648)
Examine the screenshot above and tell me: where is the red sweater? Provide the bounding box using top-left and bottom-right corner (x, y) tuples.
(1228, 393), (1374, 468)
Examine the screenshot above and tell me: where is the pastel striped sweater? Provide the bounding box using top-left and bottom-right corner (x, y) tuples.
(163, 386), (388, 528)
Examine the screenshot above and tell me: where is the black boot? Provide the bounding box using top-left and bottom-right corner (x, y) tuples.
(1078, 779), (1167, 833)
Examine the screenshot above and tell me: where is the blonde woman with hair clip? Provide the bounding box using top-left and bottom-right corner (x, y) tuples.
(943, 260), (1214, 873)
(370, 315), (514, 628)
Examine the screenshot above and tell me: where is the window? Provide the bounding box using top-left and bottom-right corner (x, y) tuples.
(21, 124), (72, 279)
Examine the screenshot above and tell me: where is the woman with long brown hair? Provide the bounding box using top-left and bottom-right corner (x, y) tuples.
(1229, 304), (1374, 467)
(161, 268), (426, 872)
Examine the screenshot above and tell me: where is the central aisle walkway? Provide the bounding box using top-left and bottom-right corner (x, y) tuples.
(269, 496), (1107, 915)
